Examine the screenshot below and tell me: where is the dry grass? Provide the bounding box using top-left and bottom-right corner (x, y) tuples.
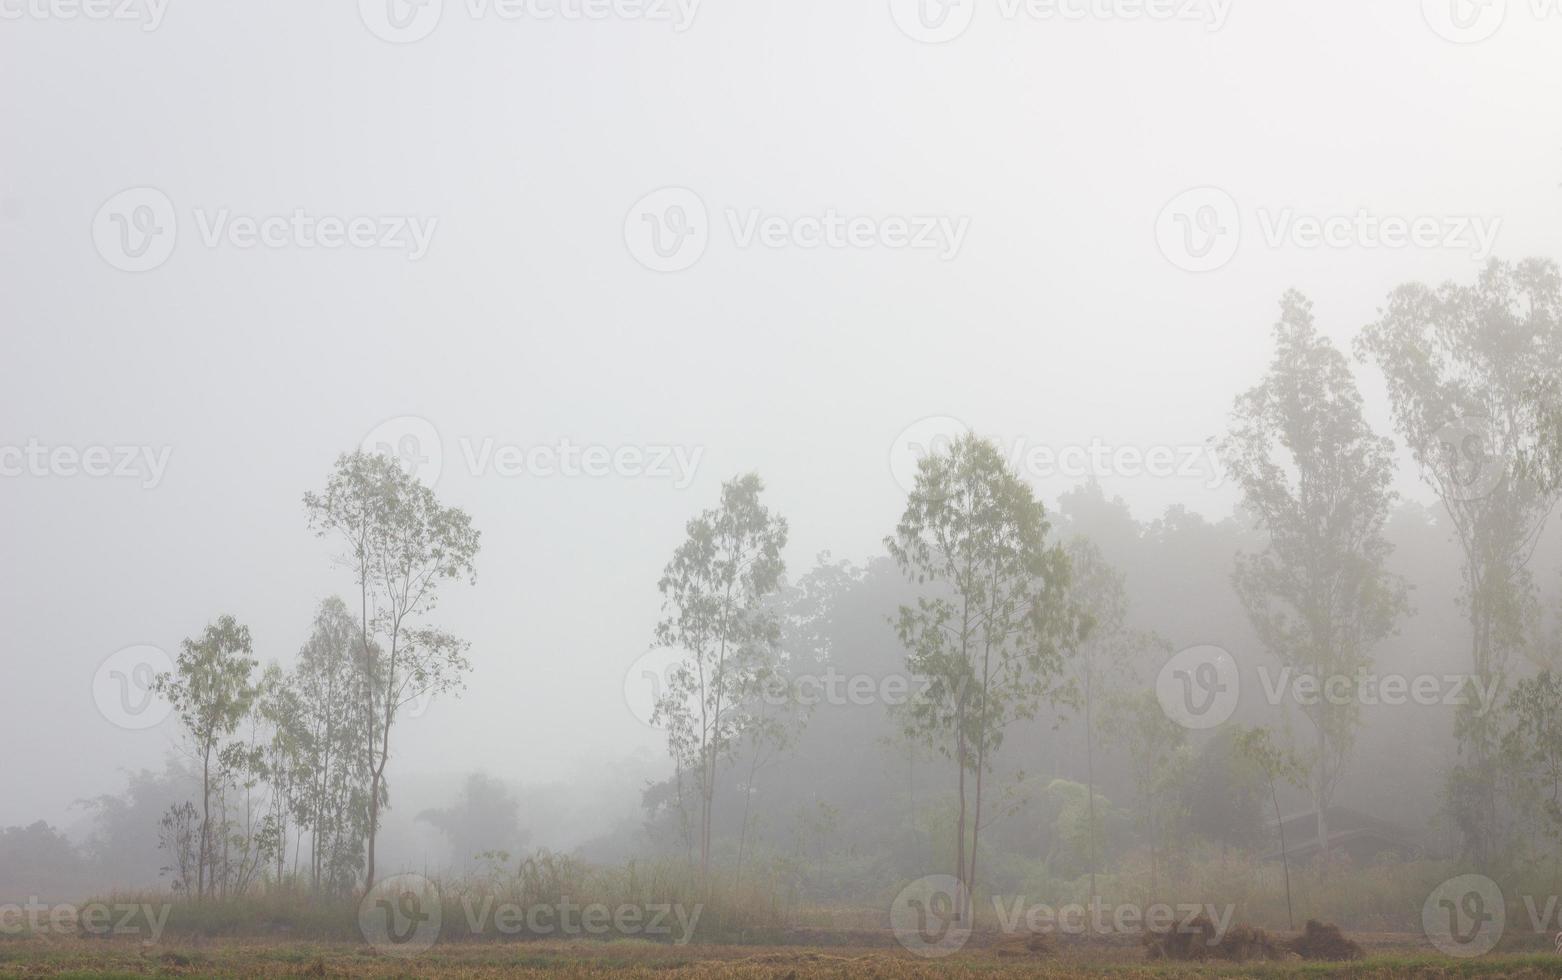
(2, 936), (1562, 979)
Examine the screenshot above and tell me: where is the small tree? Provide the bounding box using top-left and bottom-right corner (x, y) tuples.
(1499, 672), (1562, 856)
(417, 773), (527, 871)
(291, 597), (374, 894)
(1358, 258), (1562, 867)
(304, 452), (481, 889)
(157, 801), (200, 897)
(155, 615), (259, 901)
(1234, 725), (1310, 930)
(1105, 690), (1187, 903)
(1060, 536), (1151, 905)
(886, 433), (1074, 917)
(652, 473), (789, 887)
(1227, 290), (1408, 872)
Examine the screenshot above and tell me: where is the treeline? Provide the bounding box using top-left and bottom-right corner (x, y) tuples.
(632, 258), (1562, 910)
(143, 452), (480, 900)
(7, 259), (1562, 918)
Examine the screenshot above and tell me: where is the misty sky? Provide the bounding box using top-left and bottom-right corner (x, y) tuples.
(2, 0), (1560, 829)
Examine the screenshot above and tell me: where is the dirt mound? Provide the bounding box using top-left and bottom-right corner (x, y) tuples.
(732, 952), (866, 966)
(1143, 914), (1284, 962)
(1285, 920), (1363, 961)
(993, 931), (1055, 957)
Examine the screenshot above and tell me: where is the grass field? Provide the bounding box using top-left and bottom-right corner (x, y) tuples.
(4, 935), (1562, 978)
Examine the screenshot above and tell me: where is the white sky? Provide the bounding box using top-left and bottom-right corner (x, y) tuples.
(2, 0), (1560, 826)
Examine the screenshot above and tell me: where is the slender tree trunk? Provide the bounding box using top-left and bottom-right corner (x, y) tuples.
(969, 736), (985, 916)
(359, 550), (377, 891)
(1085, 675), (1098, 905)
(955, 722), (968, 923)
(734, 724), (765, 890)
(1315, 717), (1329, 879)
(1271, 778), (1294, 931)
(199, 744), (213, 902)
(1148, 783), (1158, 903)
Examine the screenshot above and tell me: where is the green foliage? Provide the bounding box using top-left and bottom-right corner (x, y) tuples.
(1183, 730), (1267, 852)
(1500, 670), (1562, 852)
(886, 433), (1077, 901)
(652, 473), (790, 884)
(1225, 290), (1408, 858)
(1357, 259), (1562, 866)
(304, 450), (482, 886)
(154, 616), (261, 901)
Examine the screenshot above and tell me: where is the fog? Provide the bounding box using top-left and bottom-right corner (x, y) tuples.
(4, 0), (1562, 938)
